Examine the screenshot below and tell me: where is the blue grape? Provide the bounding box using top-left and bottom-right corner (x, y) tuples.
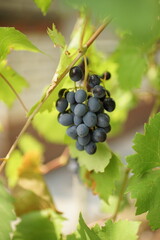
(75, 89), (87, 103)
(83, 112), (97, 127)
(104, 124), (111, 133)
(74, 103), (88, 117)
(93, 85), (106, 98)
(56, 98), (68, 113)
(66, 91), (76, 104)
(88, 97), (101, 112)
(70, 103), (77, 112)
(92, 128), (106, 142)
(74, 115), (83, 126)
(76, 141), (84, 151)
(76, 124), (89, 137)
(66, 126), (78, 139)
(69, 66), (83, 82)
(84, 141), (97, 154)
(103, 98), (116, 112)
(58, 113), (73, 126)
(97, 113), (110, 128)
(78, 133), (91, 146)
(88, 75), (100, 88)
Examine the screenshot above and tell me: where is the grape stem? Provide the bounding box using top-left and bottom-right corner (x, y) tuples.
(112, 167), (130, 221)
(0, 73), (28, 113)
(0, 18), (111, 172)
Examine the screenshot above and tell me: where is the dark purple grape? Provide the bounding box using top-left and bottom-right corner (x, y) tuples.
(93, 85), (106, 98)
(66, 126), (78, 139)
(56, 98), (68, 113)
(101, 71), (111, 80)
(75, 89), (87, 103)
(76, 124), (89, 137)
(88, 97), (101, 112)
(92, 128), (106, 142)
(58, 113), (73, 126)
(88, 75), (100, 88)
(69, 66), (83, 82)
(66, 91), (76, 104)
(103, 98), (116, 112)
(97, 113), (110, 128)
(104, 124), (111, 133)
(76, 141), (84, 151)
(74, 104), (88, 117)
(83, 112), (97, 127)
(84, 141), (97, 154)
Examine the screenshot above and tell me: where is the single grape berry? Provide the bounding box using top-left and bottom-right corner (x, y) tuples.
(84, 141), (97, 154)
(97, 113), (110, 128)
(56, 98), (68, 113)
(70, 104), (77, 112)
(76, 141), (84, 151)
(92, 128), (106, 142)
(66, 126), (78, 139)
(58, 88), (68, 98)
(101, 71), (111, 80)
(69, 66), (83, 82)
(93, 85), (106, 98)
(74, 103), (88, 117)
(103, 98), (116, 112)
(88, 75), (100, 88)
(78, 133), (91, 146)
(74, 115), (83, 126)
(83, 112), (97, 127)
(58, 113), (74, 126)
(75, 89), (87, 103)
(104, 124), (111, 133)
(76, 123), (89, 137)
(66, 91), (76, 104)
(88, 97), (101, 112)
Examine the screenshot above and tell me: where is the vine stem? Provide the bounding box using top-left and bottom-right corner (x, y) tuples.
(0, 19), (111, 172)
(112, 168), (130, 221)
(0, 73), (28, 113)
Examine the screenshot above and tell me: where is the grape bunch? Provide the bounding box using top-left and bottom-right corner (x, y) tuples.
(56, 60), (116, 155)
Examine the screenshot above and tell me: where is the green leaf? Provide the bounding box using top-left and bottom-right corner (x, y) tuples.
(127, 112), (160, 175)
(18, 133), (44, 154)
(0, 27), (40, 60)
(92, 219), (140, 240)
(114, 40), (147, 90)
(128, 170), (160, 230)
(0, 181), (16, 240)
(127, 113), (160, 229)
(33, 0), (53, 15)
(0, 61), (28, 107)
(69, 143), (112, 172)
(81, 154), (120, 203)
(5, 150), (23, 187)
(48, 23), (66, 49)
(13, 209), (64, 240)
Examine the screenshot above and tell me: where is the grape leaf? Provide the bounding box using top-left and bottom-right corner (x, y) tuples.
(33, 0), (53, 15)
(127, 112), (160, 175)
(114, 40), (147, 90)
(92, 219), (140, 240)
(128, 170), (160, 230)
(13, 209), (63, 240)
(0, 61), (28, 107)
(81, 154), (120, 203)
(0, 181), (16, 240)
(48, 23), (66, 49)
(127, 113), (160, 229)
(0, 27), (40, 60)
(69, 143), (112, 172)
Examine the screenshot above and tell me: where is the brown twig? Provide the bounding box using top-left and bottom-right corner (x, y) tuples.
(0, 73), (28, 113)
(40, 148), (69, 174)
(0, 19), (111, 173)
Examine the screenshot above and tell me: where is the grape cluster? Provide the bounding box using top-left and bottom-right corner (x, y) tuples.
(56, 61), (116, 155)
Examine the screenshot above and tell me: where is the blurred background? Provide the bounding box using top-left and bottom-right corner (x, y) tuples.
(0, 0), (157, 239)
